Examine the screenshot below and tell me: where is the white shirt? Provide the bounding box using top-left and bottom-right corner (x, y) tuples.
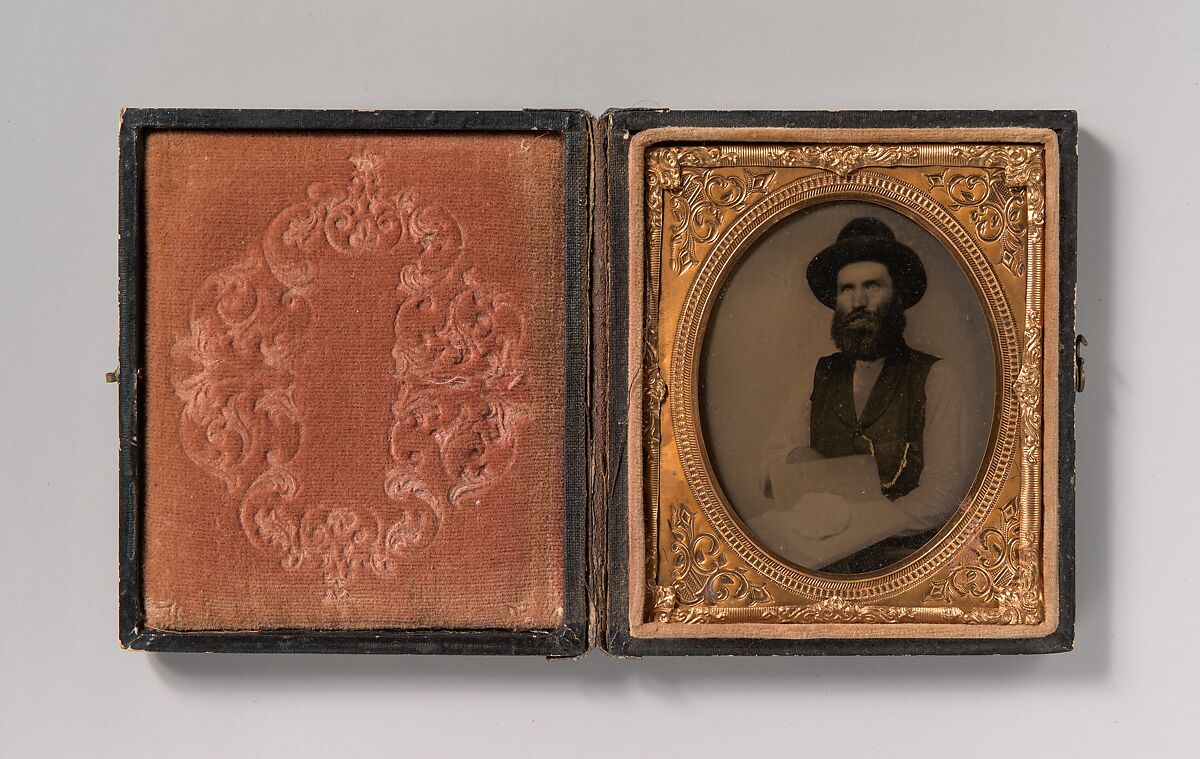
(758, 356), (969, 540)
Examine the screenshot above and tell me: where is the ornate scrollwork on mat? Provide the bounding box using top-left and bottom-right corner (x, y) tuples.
(173, 153), (526, 601)
(643, 141), (1049, 626)
(922, 498), (1043, 624)
(652, 503), (773, 622)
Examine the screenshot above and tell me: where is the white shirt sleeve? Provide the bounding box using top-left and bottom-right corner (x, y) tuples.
(889, 360), (969, 533)
(758, 370), (812, 500)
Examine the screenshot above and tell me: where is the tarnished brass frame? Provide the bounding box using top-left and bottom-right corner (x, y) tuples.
(673, 170), (1018, 600)
(625, 127), (1062, 640)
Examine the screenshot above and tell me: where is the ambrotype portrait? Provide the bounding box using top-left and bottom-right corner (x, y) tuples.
(702, 202), (994, 574)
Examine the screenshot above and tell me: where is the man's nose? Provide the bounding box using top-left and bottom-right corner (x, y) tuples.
(849, 287), (868, 308)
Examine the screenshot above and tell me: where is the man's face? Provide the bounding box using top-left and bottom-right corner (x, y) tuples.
(835, 261), (894, 315)
(830, 260), (906, 360)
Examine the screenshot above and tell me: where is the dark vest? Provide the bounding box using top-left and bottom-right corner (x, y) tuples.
(809, 343), (939, 500)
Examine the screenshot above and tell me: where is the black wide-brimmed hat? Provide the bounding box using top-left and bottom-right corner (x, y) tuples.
(806, 217), (927, 309)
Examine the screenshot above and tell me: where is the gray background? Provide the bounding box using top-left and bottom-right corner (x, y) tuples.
(0, 0), (1195, 756)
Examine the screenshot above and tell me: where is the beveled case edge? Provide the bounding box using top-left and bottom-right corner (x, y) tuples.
(117, 108), (593, 656)
(599, 109), (1078, 656)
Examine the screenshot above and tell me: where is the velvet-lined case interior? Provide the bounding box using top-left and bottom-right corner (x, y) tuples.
(141, 130), (567, 631)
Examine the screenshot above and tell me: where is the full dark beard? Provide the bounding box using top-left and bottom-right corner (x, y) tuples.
(831, 300), (907, 360)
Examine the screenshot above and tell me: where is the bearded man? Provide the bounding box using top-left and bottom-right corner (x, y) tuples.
(754, 217), (969, 574)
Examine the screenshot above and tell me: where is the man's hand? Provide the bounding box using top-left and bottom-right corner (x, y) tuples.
(785, 446), (823, 465)
(756, 498), (914, 570)
(787, 491), (850, 539)
(760, 445), (822, 498)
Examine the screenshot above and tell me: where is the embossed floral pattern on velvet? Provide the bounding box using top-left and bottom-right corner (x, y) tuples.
(174, 152), (528, 601)
(143, 132), (565, 630)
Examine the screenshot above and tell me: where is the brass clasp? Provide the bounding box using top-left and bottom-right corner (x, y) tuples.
(1074, 335), (1087, 393)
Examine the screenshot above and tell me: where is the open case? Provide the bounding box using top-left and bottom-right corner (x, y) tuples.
(117, 109), (1077, 655)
